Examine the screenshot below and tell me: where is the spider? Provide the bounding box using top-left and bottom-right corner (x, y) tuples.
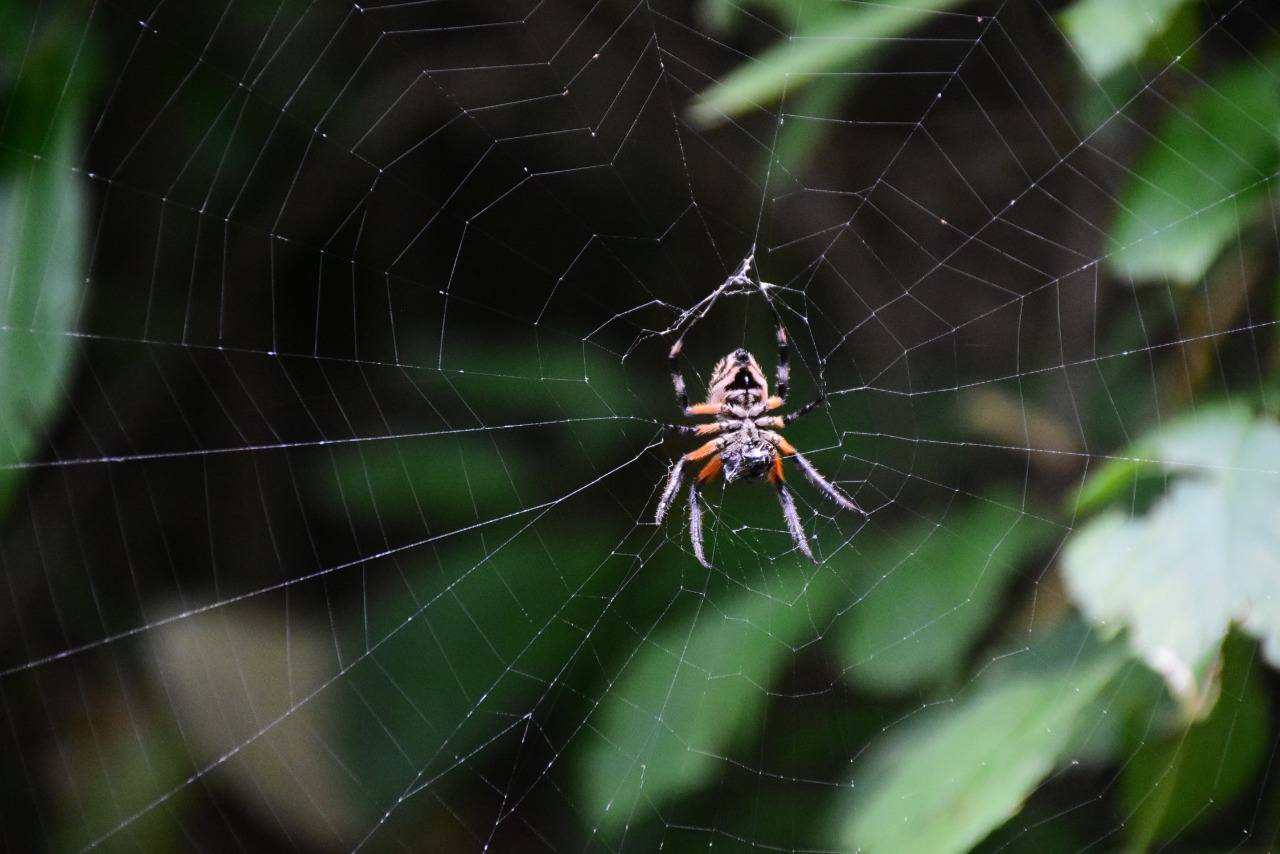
(655, 317), (865, 566)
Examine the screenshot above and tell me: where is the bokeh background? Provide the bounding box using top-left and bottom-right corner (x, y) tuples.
(4, 0), (1280, 850)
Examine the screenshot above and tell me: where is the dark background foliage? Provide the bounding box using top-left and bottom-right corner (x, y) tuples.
(3, 0), (1280, 850)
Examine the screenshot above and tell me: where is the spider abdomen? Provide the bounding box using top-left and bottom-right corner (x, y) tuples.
(721, 441), (774, 483)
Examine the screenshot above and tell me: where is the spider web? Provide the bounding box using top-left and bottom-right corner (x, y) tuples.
(3, 0), (1280, 851)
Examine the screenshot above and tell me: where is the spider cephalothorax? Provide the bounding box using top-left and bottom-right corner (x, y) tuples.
(655, 318), (865, 566)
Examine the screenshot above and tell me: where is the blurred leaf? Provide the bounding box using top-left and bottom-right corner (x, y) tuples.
(326, 344), (642, 815)
(689, 0), (969, 128)
(148, 605), (360, 848)
(1070, 451), (1153, 514)
(320, 434), (535, 525)
(1121, 630), (1269, 850)
(1107, 59), (1280, 285)
(700, 0), (805, 32)
(1063, 406), (1280, 707)
(577, 569), (824, 833)
(1057, 0), (1192, 80)
(319, 344), (633, 526)
(0, 8), (92, 173)
(53, 687), (193, 852)
(339, 529), (618, 813)
(838, 492), (1061, 695)
(768, 74), (849, 180)
(0, 100), (86, 513)
(838, 628), (1128, 854)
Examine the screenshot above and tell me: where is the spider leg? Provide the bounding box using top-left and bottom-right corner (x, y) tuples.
(774, 436), (866, 514)
(769, 454), (818, 563)
(758, 317), (791, 412)
(762, 314), (830, 420)
(759, 396), (825, 421)
(670, 339), (726, 417)
(687, 456), (722, 568)
(656, 439), (721, 525)
(773, 312), (790, 402)
(669, 338), (691, 412)
(655, 461), (686, 525)
(781, 393), (826, 425)
(689, 480), (711, 568)
(662, 421), (728, 437)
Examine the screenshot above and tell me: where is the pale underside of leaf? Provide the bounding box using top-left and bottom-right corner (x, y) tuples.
(1063, 408), (1280, 706)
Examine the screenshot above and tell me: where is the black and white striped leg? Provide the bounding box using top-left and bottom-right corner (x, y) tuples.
(782, 394), (825, 425)
(775, 480), (817, 564)
(774, 316), (790, 403)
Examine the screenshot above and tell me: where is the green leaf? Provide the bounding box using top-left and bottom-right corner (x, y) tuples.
(1063, 406), (1280, 706)
(1107, 59), (1280, 285)
(577, 570), (825, 833)
(1070, 451), (1153, 514)
(318, 344), (631, 526)
(319, 434), (535, 525)
(699, 0), (802, 34)
(53, 695), (193, 852)
(838, 493), (1061, 695)
(1057, 0), (1192, 80)
(0, 105), (87, 513)
(768, 73), (849, 178)
(688, 0), (970, 128)
(1121, 630), (1269, 850)
(838, 628), (1128, 854)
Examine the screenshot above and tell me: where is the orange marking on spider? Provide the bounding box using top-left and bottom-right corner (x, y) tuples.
(684, 439), (720, 462)
(768, 452), (785, 485)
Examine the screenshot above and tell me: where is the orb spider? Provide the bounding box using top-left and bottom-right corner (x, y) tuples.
(655, 317), (865, 566)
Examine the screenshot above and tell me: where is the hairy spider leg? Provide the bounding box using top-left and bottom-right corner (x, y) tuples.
(688, 480), (710, 568)
(768, 453), (817, 563)
(781, 394), (826, 425)
(687, 453), (723, 568)
(655, 438), (721, 525)
(669, 339), (690, 411)
(663, 421), (728, 437)
(773, 313), (790, 402)
(769, 451), (785, 484)
(762, 317), (826, 419)
(774, 436), (865, 514)
(669, 339), (723, 417)
(697, 454), (723, 484)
